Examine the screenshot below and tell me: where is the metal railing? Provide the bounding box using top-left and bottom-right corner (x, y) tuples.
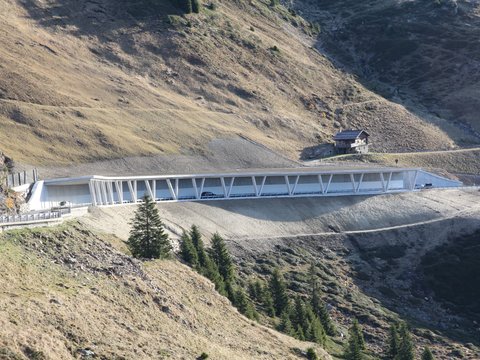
(0, 207), (71, 225)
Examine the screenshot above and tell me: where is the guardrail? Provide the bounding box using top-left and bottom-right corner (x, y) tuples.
(0, 207), (71, 225)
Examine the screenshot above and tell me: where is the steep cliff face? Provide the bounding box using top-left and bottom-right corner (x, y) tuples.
(0, 0), (469, 166)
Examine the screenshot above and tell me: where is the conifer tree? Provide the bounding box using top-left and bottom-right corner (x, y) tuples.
(234, 287), (257, 320)
(306, 348), (319, 360)
(296, 324), (306, 341)
(261, 283), (276, 317)
(351, 319), (365, 350)
(421, 347), (434, 360)
(395, 323), (414, 360)
(386, 324), (400, 359)
(127, 195), (171, 259)
(210, 233), (235, 283)
(248, 280), (258, 300)
(311, 289), (335, 336)
(292, 296), (307, 329)
(190, 225), (208, 266)
(308, 261), (317, 289)
(304, 303), (327, 345)
(344, 320), (365, 360)
(309, 317), (327, 345)
(269, 268), (290, 316)
(278, 310), (295, 336)
(192, 0), (200, 13)
(179, 230), (199, 267)
(253, 279), (264, 300)
(202, 255), (226, 295)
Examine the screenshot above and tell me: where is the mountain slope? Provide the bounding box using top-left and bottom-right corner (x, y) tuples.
(0, 223), (329, 359)
(0, 0), (466, 166)
(293, 0), (480, 136)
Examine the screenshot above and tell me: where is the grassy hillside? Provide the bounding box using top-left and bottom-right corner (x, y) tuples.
(0, 223), (329, 359)
(0, 0), (469, 166)
(330, 147), (480, 177)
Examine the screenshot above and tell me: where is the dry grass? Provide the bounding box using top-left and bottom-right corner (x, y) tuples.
(0, 0), (468, 166)
(0, 224), (330, 359)
(332, 147), (480, 175)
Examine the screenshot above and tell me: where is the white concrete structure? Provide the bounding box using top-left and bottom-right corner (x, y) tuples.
(26, 167), (462, 211)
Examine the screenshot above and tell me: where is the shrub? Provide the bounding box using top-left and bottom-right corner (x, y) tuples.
(270, 45), (280, 53)
(306, 348), (318, 360)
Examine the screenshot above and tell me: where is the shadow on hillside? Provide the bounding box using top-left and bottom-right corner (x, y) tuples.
(308, 0), (480, 146)
(191, 194), (374, 224)
(19, 0), (182, 59)
(348, 216), (480, 346)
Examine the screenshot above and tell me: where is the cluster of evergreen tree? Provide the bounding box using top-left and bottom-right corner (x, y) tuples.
(343, 319), (365, 360)
(129, 201), (438, 359)
(180, 225), (257, 319)
(385, 323), (435, 360)
(246, 266), (335, 347)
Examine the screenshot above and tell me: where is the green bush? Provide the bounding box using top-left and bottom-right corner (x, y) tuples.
(306, 348), (318, 360)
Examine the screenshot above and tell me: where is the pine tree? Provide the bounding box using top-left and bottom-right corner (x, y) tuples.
(344, 320), (365, 360)
(351, 319), (365, 350)
(308, 261), (317, 290)
(192, 0), (200, 13)
(421, 347), (434, 360)
(261, 283), (276, 317)
(185, 226), (226, 295)
(278, 310), (294, 336)
(395, 323), (414, 360)
(248, 280), (257, 300)
(182, 0), (192, 13)
(252, 279), (264, 301)
(269, 268), (290, 316)
(210, 233), (235, 283)
(233, 287), (257, 320)
(292, 296), (307, 329)
(190, 225), (208, 267)
(311, 289), (335, 336)
(309, 317), (327, 346)
(386, 324), (400, 359)
(296, 324), (305, 341)
(201, 255), (226, 295)
(306, 348), (318, 360)
(304, 303), (326, 345)
(179, 230), (199, 267)
(127, 195), (171, 259)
